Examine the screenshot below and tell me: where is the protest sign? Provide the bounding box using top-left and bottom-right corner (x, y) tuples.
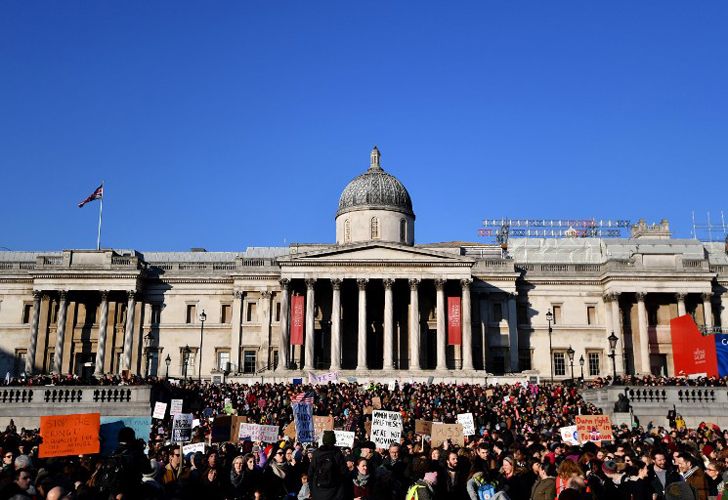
(364, 420), (371, 437)
(211, 416), (232, 443)
(485, 389), (494, 398)
(318, 430), (355, 448)
(192, 419), (201, 429)
(293, 403), (315, 443)
(364, 406), (373, 415)
(308, 371), (339, 384)
(223, 398), (234, 415)
(172, 413), (193, 444)
(230, 416), (248, 441)
(430, 423), (465, 448)
(372, 397), (382, 409)
(457, 413), (476, 436)
(284, 421), (297, 439)
(313, 416), (334, 441)
(575, 415), (613, 444)
(182, 442), (206, 456)
(370, 410), (402, 449)
(560, 425), (580, 445)
(415, 420), (433, 436)
(387, 380), (396, 391)
(239, 423), (279, 443)
(99, 416), (152, 456)
(170, 399), (183, 416)
(152, 402), (167, 420)
(39, 413), (100, 458)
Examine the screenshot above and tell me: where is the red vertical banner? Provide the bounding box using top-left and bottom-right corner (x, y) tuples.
(448, 296), (462, 345)
(670, 315), (718, 377)
(290, 295), (305, 345)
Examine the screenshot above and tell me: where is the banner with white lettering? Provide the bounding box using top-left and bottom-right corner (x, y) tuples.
(370, 410), (402, 449)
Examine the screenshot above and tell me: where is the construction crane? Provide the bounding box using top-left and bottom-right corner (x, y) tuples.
(478, 218), (631, 249)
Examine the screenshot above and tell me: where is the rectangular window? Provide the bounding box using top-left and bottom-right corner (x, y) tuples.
(554, 352), (566, 376)
(221, 304), (232, 324)
(588, 352), (601, 377)
(519, 350), (532, 371)
(552, 305), (562, 325)
(243, 350), (257, 374)
(275, 302), (281, 322)
(587, 306), (597, 326)
(493, 303), (503, 323)
(22, 303), (33, 324)
(217, 350), (230, 371)
(151, 304), (161, 325)
(181, 349), (197, 377)
(246, 302), (257, 322)
(186, 304), (196, 324)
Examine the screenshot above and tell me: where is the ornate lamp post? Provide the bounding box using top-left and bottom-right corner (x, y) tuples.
(608, 331), (618, 384)
(182, 345), (191, 379)
(579, 354), (585, 382)
(567, 346), (575, 381)
(198, 310), (206, 382)
(546, 310), (554, 382)
(165, 354), (171, 379)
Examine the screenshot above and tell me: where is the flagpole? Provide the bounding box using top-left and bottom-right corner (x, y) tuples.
(96, 181), (104, 251)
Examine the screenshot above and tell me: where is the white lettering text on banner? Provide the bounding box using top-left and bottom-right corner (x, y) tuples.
(293, 403), (315, 443)
(457, 413), (476, 436)
(171, 413), (193, 444)
(371, 410), (402, 449)
(170, 399), (183, 416)
(152, 402), (167, 420)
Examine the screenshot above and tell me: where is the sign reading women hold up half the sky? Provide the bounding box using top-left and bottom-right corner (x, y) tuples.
(371, 410), (402, 449)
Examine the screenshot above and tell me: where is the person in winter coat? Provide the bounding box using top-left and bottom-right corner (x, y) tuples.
(308, 430), (348, 500)
(650, 449), (683, 500)
(229, 453), (261, 500)
(530, 461), (557, 500)
(407, 456), (439, 500)
(352, 458), (374, 500)
(265, 448), (294, 500)
(620, 460), (654, 500)
(678, 453), (709, 500)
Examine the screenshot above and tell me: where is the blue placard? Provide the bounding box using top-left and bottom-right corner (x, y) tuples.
(293, 403), (314, 443)
(99, 416), (153, 456)
(715, 334), (728, 377)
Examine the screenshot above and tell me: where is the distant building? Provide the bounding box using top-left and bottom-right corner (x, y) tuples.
(1, 148), (727, 381)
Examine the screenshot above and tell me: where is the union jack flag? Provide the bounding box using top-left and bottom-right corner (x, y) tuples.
(78, 184), (104, 208)
(292, 391), (314, 405)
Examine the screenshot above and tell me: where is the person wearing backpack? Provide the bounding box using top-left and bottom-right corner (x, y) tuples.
(308, 430), (347, 500)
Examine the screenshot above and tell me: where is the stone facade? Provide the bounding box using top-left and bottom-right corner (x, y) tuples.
(1, 149), (728, 381)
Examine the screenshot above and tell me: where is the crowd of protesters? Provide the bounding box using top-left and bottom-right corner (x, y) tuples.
(0, 377), (727, 499)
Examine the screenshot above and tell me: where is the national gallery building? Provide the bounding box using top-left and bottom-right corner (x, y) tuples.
(1, 148), (727, 382)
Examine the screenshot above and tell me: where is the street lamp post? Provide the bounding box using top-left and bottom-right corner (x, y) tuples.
(608, 331), (618, 384)
(579, 354), (585, 382)
(165, 354), (171, 379)
(546, 310), (554, 383)
(567, 346), (575, 382)
(182, 345), (191, 379)
(198, 310), (206, 382)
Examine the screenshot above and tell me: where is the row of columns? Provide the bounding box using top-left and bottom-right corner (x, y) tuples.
(275, 277), (473, 372)
(25, 289), (137, 375)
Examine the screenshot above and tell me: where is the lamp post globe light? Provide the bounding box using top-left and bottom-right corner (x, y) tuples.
(164, 354), (171, 379)
(608, 331), (619, 383)
(545, 310), (554, 382)
(579, 354), (585, 382)
(198, 310), (206, 382)
(567, 345), (575, 381)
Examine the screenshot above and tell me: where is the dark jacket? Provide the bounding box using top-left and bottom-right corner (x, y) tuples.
(650, 465), (683, 500)
(308, 445), (348, 500)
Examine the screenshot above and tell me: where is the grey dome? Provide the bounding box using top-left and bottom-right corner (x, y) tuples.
(336, 147), (414, 218)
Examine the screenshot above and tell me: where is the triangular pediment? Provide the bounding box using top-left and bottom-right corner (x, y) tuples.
(279, 242), (473, 264)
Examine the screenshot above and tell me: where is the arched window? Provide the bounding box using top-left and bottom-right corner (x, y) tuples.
(370, 217), (380, 239)
(344, 219), (351, 243)
(400, 219), (407, 242)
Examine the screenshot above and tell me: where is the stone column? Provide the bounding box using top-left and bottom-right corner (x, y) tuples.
(231, 291), (243, 372)
(383, 279), (394, 370)
(260, 291), (272, 369)
(677, 292), (687, 317)
(603, 294), (615, 377)
(479, 294), (489, 371)
(53, 291), (68, 374)
(435, 279), (447, 371)
(356, 279), (368, 370)
(409, 279), (421, 370)
(636, 292), (650, 375)
(122, 290), (136, 371)
(94, 291), (110, 376)
(507, 293), (519, 372)
(703, 292), (714, 329)
(330, 279), (342, 371)
(276, 279), (290, 372)
(461, 279), (473, 370)
(304, 279), (316, 371)
(610, 293), (625, 374)
(25, 291), (42, 375)
(721, 292), (728, 330)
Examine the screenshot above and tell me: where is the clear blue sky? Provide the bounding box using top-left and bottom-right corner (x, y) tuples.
(2, 1), (727, 251)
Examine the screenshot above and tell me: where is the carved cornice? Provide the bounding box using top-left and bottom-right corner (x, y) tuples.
(234, 290), (244, 299)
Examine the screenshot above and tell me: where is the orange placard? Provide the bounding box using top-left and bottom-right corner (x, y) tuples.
(39, 413), (100, 458)
(575, 415), (613, 444)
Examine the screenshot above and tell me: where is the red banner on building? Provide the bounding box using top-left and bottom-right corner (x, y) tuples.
(448, 296), (462, 345)
(290, 295), (305, 345)
(670, 314), (718, 377)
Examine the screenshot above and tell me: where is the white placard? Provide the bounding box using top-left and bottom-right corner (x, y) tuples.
(371, 410), (402, 449)
(318, 430), (355, 448)
(387, 380), (396, 391)
(192, 419), (201, 429)
(308, 371), (339, 384)
(152, 402), (167, 420)
(238, 423), (279, 443)
(171, 413), (193, 444)
(170, 399), (183, 416)
(457, 413), (476, 436)
(560, 425), (580, 445)
(182, 442), (206, 456)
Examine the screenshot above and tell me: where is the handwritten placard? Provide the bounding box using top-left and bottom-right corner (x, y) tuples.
(239, 423), (279, 443)
(152, 402), (167, 420)
(313, 415), (334, 441)
(457, 413), (475, 436)
(182, 442), (206, 455)
(575, 415), (613, 444)
(370, 410), (402, 449)
(170, 399), (183, 416)
(293, 403), (315, 443)
(308, 371), (339, 384)
(39, 413), (100, 458)
(172, 413), (193, 444)
(318, 430), (355, 448)
(415, 419), (433, 436)
(430, 423), (465, 448)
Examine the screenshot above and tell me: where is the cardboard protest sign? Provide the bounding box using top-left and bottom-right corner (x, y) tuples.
(457, 413), (476, 436)
(239, 423), (279, 443)
(210, 416), (232, 443)
(364, 420), (371, 437)
(575, 415), (613, 444)
(152, 402), (167, 420)
(313, 415), (334, 441)
(485, 389), (494, 398)
(430, 423), (465, 448)
(99, 416), (152, 456)
(284, 421), (296, 439)
(172, 413), (193, 444)
(318, 430), (355, 448)
(415, 420), (433, 436)
(364, 406), (373, 415)
(170, 399), (183, 416)
(39, 413), (100, 458)
(182, 442), (206, 456)
(560, 425), (580, 446)
(370, 410), (402, 449)
(293, 403), (315, 443)
(372, 397), (382, 409)
(230, 416), (248, 441)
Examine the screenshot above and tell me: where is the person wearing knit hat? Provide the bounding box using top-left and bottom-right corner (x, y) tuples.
(308, 430), (347, 500)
